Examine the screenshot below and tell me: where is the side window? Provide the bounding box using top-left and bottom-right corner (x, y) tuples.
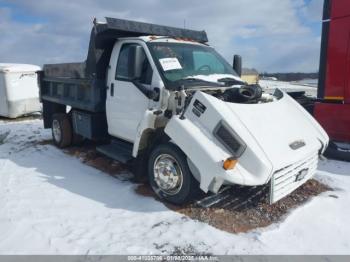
(115, 44), (153, 85)
(115, 45), (130, 79)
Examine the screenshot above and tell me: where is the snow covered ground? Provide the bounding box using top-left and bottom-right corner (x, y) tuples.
(259, 79), (317, 97)
(0, 119), (349, 255)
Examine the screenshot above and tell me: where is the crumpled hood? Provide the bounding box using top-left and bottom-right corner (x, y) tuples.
(165, 90), (329, 190)
(224, 91), (329, 169)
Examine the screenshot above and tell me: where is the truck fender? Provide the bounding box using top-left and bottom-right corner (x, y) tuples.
(132, 109), (157, 157)
(164, 116), (245, 193)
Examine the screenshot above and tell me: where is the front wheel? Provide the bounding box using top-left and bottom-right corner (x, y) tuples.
(148, 143), (199, 205)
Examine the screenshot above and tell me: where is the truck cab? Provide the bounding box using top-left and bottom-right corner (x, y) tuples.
(40, 18), (329, 205)
(106, 37), (161, 142)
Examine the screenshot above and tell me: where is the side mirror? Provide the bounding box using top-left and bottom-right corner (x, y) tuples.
(233, 54), (242, 77)
(129, 45), (145, 80)
(150, 87), (160, 101)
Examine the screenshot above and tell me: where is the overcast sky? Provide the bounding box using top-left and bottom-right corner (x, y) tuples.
(0, 0), (323, 73)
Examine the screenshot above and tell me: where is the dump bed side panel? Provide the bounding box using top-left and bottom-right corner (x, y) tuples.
(44, 63), (86, 79)
(40, 76), (106, 112)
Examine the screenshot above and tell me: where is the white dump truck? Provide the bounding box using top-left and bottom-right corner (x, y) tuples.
(0, 63), (41, 118)
(39, 18), (329, 204)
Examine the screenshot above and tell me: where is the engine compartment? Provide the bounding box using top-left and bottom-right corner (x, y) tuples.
(214, 84), (263, 103)
(186, 84), (277, 104)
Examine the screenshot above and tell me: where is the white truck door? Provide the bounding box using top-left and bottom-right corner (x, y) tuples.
(106, 42), (153, 142)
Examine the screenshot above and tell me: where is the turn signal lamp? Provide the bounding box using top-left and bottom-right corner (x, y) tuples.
(223, 158), (238, 170)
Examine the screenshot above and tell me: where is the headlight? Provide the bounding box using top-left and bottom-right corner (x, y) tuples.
(213, 120), (247, 158)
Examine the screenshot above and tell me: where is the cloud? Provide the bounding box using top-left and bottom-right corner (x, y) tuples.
(0, 0), (323, 72)
(302, 0), (324, 22)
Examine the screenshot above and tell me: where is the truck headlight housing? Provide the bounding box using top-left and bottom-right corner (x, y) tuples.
(214, 120), (247, 158)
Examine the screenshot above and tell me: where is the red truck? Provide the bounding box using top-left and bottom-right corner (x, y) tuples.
(314, 0), (350, 160)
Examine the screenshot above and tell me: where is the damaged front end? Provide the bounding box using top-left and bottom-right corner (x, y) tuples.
(164, 88), (329, 203)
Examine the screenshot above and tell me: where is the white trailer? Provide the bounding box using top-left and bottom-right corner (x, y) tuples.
(0, 63), (41, 118)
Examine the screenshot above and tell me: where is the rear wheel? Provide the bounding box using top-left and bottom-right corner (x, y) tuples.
(148, 143), (199, 205)
(52, 113), (72, 148)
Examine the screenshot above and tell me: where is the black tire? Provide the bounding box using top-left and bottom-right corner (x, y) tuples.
(324, 141), (350, 162)
(51, 113), (72, 148)
(148, 143), (199, 205)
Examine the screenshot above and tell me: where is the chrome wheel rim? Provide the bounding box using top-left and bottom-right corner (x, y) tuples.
(153, 154), (183, 195)
(52, 119), (61, 143)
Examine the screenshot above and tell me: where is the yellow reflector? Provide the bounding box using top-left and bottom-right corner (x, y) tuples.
(324, 96), (344, 101)
(223, 158), (238, 170)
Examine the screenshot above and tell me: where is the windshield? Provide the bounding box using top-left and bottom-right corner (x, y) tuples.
(148, 42), (237, 84)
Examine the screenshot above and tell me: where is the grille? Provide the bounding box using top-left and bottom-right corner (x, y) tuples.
(270, 152), (319, 203)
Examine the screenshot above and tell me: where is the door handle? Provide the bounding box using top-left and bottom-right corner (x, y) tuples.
(110, 83), (114, 97)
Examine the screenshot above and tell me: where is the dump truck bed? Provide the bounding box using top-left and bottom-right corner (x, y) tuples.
(40, 63), (106, 112)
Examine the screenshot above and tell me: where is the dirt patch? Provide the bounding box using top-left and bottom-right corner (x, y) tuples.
(135, 183), (156, 197)
(37, 139), (53, 146)
(135, 179), (331, 234)
(177, 179), (331, 233)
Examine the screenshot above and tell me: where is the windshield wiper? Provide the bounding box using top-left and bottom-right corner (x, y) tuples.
(218, 77), (246, 86)
(182, 77), (207, 82)
(179, 77), (219, 85)
(175, 77), (222, 89)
